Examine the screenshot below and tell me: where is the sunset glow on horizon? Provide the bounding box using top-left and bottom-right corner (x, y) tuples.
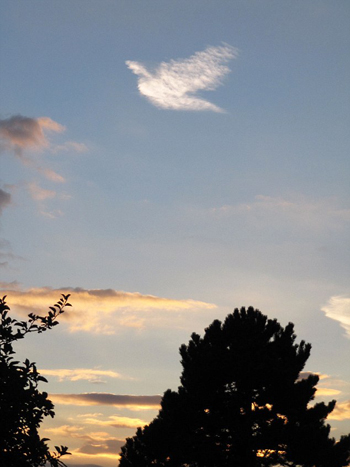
(1, 1), (350, 465)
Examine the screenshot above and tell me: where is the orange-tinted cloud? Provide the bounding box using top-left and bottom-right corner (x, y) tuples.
(316, 388), (341, 397)
(0, 115), (65, 156)
(37, 167), (66, 183)
(79, 413), (147, 429)
(50, 393), (161, 410)
(328, 400), (350, 421)
(298, 372), (342, 398)
(1, 285), (216, 333)
(44, 425), (122, 464)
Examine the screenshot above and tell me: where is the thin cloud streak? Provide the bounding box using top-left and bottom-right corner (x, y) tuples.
(41, 369), (129, 383)
(0, 285), (216, 333)
(50, 393), (161, 410)
(126, 43), (238, 112)
(37, 167), (66, 183)
(322, 296), (350, 338)
(211, 195), (350, 227)
(81, 414), (147, 429)
(316, 388), (342, 397)
(52, 141), (88, 153)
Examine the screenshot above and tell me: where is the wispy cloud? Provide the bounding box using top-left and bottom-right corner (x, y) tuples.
(0, 284), (217, 333)
(0, 244), (24, 270)
(51, 393), (161, 410)
(37, 167), (66, 183)
(27, 182), (57, 201)
(126, 43), (238, 112)
(52, 141), (88, 154)
(321, 296), (350, 338)
(210, 194), (350, 231)
(41, 369), (128, 384)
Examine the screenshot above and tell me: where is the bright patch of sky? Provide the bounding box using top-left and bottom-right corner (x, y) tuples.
(1, 1), (350, 465)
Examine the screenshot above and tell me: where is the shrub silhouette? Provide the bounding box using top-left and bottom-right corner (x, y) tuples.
(0, 294), (71, 467)
(120, 306), (350, 467)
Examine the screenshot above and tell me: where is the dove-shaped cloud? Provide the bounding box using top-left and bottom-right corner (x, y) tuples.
(126, 44), (238, 112)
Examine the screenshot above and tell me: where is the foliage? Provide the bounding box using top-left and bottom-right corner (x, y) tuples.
(120, 306), (350, 467)
(0, 294), (72, 467)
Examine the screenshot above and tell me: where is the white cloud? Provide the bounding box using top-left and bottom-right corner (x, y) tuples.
(126, 43), (238, 112)
(321, 296), (350, 338)
(0, 285), (217, 334)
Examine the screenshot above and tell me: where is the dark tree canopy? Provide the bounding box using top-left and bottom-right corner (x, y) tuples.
(0, 294), (71, 467)
(119, 306), (350, 467)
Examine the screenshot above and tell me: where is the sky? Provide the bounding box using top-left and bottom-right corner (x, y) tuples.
(0, 1), (350, 465)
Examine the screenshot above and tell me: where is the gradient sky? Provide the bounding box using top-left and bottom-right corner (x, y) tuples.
(1, 1), (350, 466)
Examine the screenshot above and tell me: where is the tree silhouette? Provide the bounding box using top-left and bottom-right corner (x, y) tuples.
(120, 306), (350, 467)
(0, 294), (71, 467)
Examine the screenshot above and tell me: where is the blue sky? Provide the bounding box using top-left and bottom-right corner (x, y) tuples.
(1, 1), (350, 465)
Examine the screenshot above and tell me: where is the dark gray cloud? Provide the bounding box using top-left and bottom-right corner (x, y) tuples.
(0, 114), (64, 156)
(0, 188), (11, 215)
(51, 392), (161, 409)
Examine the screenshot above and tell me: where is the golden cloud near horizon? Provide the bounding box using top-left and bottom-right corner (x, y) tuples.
(0, 285), (217, 334)
(76, 412), (147, 429)
(42, 426), (122, 467)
